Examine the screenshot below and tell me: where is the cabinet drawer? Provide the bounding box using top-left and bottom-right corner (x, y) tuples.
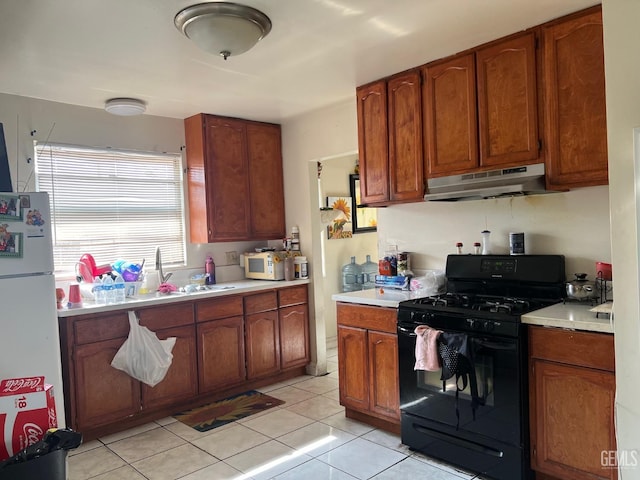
(74, 312), (130, 345)
(245, 291), (277, 314)
(337, 303), (397, 333)
(196, 296), (243, 322)
(278, 285), (308, 307)
(137, 303), (194, 331)
(529, 326), (615, 372)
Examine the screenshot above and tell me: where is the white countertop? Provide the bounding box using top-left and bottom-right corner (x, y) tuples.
(331, 288), (421, 308)
(58, 279), (310, 317)
(522, 301), (614, 334)
(333, 289), (615, 335)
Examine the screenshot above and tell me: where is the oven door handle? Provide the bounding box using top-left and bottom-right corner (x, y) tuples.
(397, 326), (417, 337)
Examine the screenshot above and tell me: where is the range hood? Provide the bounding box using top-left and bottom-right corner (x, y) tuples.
(424, 163), (548, 202)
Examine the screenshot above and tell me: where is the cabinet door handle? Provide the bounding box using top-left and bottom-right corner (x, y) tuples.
(281, 311), (298, 319)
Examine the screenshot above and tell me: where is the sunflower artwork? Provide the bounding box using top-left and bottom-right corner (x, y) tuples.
(326, 196), (353, 239)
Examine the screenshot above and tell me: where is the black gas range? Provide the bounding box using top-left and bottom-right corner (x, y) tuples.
(397, 255), (565, 480)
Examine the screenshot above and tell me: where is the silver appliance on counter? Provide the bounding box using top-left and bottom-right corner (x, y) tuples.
(424, 163), (548, 201)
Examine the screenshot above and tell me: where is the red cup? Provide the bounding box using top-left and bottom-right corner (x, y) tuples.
(68, 283), (82, 307)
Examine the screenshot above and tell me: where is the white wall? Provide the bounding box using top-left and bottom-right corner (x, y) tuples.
(281, 99), (359, 374)
(0, 93), (269, 284)
(602, 0), (640, 471)
(319, 154), (377, 344)
(378, 186), (611, 277)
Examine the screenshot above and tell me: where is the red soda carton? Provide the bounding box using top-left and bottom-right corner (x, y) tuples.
(0, 376), (57, 461)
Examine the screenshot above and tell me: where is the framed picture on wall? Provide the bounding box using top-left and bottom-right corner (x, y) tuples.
(350, 174), (377, 234)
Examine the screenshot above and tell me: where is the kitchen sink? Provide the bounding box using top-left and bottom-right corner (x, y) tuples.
(179, 284), (237, 294)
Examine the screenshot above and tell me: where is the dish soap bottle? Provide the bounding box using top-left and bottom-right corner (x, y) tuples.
(205, 255), (216, 285)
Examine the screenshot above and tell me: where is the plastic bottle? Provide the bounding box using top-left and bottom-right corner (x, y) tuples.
(93, 277), (105, 305)
(291, 226), (300, 252)
(481, 230), (491, 255)
(294, 256), (308, 279)
(114, 274), (126, 303)
(103, 275), (115, 304)
(205, 255), (216, 285)
(342, 256), (362, 292)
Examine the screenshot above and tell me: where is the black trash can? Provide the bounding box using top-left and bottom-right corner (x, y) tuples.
(0, 428), (82, 480)
(0, 449), (67, 480)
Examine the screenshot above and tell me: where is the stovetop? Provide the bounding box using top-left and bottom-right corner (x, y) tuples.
(409, 292), (550, 315)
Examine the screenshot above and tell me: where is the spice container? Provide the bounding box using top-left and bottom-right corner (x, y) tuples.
(474, 242), (481, 255)
(456, 242), (463, 254)
(294, 256), (308, 279)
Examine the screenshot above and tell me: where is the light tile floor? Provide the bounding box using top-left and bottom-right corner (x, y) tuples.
(67, 349), (484, 480)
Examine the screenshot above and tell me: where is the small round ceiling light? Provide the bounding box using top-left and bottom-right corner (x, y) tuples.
(105, 98), (146, 116)
(174, 2), (272, 60)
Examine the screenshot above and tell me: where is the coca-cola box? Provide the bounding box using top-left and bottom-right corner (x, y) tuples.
(0, 376), (57, 461)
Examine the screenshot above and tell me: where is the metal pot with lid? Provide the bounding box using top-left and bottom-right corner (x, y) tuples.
(566, 273), (598, 301)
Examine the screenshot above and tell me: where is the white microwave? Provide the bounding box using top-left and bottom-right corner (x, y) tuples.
(244, 251), (285, 280)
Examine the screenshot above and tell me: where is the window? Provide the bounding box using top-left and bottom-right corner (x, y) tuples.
(35, 142), (185, 275)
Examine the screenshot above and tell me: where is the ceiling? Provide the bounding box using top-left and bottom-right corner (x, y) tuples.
(0, 0), (598, 123)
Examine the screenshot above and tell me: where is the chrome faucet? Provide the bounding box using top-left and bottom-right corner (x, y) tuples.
(155, 246), (173, 284)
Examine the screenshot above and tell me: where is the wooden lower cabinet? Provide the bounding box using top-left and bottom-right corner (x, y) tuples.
(336, 303), (400, 431)
(197, 317), (246, 393)
(141, 325), (198, 409)
(338, 326), (369, 411)
(246, 311), (280, 379)
(60, 285), (310, 440)
(73, 338), (140, 432)
(368, 331), (400, 420)
(279, 304), (310, 369)
(529, 326), (616, 480)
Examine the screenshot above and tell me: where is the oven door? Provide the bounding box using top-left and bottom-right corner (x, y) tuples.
(397, 321), (523, 446)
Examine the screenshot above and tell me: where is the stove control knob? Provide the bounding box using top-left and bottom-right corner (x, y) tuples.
(483, 321), (495, 332)
(466, 318), (476, 328)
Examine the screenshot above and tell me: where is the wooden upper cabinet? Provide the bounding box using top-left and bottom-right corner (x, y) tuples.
(184, 113), (285, 243)
(387, 71), (424, 202)
(357, 70), (423, 205)
(357, 80), (389, 204)
(543, 7), (608, 189)
(247, 122), (286, 239)
(476, 32), (539, 168)
(205, 116), (251, 241)
(423, 53), (479, 176)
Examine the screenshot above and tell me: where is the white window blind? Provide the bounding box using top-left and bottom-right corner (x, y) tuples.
(35, 142), (185, 274)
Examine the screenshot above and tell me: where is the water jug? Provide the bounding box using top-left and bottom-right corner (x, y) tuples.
(342, 256), (362, 292)
(360, 254), (377, 290)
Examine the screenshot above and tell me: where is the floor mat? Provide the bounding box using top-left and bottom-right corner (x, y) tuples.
(173, 390), (285, 432)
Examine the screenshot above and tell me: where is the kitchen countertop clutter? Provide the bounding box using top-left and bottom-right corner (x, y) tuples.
(58, 278), (310, 317)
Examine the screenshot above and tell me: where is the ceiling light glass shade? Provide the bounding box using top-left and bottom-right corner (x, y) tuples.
(105, 98), (146, 116)
(175, 2), (272, 60)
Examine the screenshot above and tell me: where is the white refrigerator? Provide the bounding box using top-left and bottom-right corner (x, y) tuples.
(0, 191), (66, 426)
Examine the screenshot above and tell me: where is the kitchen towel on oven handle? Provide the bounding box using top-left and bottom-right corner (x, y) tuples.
(437, 332), (483, 429)
(414, 326), (443, 371)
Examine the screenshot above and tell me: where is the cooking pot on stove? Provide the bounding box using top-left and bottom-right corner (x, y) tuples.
(566, 273), (598, 301)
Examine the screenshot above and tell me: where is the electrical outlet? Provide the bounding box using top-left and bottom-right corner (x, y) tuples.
(225, 251), (239, 265)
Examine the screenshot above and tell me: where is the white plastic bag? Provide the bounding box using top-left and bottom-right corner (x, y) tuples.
(111, 311), (176, 387)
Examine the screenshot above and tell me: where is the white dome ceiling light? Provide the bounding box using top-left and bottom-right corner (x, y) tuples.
(104, 98), (147, 116)
(174, 2), (272, 60)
